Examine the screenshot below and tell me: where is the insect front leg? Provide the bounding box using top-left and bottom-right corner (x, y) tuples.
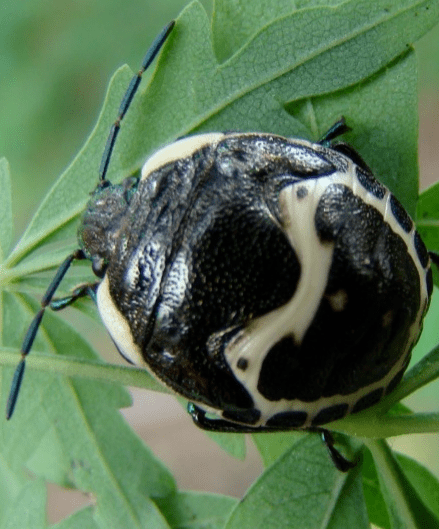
(50, 283), (98, 311)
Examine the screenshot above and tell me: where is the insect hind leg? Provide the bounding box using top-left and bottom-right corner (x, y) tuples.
(318, 117), (352, 146)
(188, 403), (356, 472)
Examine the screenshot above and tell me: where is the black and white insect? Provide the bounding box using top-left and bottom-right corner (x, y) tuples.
(7, 21), (438, 471)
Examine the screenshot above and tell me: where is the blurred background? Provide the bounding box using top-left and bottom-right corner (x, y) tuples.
(1, 0), (439, 523)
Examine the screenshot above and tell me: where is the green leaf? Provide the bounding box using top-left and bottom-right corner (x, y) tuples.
(128, 0), (437, 215)
(397, 453), (439, 520)
(252, 431), (304, 467)
(212, 0), (302, 61)
(326, 469), (370, 529)
(156, 491), (238, 529)
(361, 448), (391, 529)
(7, 0), (435, 276)
(361, 448), (439, 529)
(289, 49), (419, 215)
(2, 479), (46, 529)
(385, 341), (439, 410)
(6, 65), (135, 267)
(225, 434), (367, 529)
(205, 431), (247, 460)
(52, 507), (99, 529)
(1, 295), (175, 529)
(0, 158), (13, 260)
(417, 181), (439, 234)
(367, 439), (439, 528)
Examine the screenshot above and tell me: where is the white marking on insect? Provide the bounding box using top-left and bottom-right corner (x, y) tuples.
(141, 133), (225, 180)
(97, 275), (145, 367)
(326, 289), (348, 312)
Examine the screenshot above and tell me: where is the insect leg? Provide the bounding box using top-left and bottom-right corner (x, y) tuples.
(314, 428), (357, 472)
(189, 403), (356, 471)
(6, 249), (87, 419)
(319, 117), (352, 146)
(188, 403), (262, 433)
(50, 283), (98, 311)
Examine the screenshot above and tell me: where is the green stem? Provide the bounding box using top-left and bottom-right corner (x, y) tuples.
(382, 344), (439, 410)
(365, 439), (418, 528)
(0, 347), (169, 394)
(333, 410), (439, 438)
(365, 438), (439, 528)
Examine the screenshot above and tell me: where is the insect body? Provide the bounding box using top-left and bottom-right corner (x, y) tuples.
(7, 21), (437, 471)
(81, 129), (433, 431)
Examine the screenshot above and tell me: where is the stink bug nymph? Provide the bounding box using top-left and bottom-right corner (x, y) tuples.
(7, 21), (438, 472)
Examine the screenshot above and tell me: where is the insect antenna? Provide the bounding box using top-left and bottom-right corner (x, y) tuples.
(99, 20), (175, 183)
(6, 21), (175, 419)
(6, 250), (87, 419)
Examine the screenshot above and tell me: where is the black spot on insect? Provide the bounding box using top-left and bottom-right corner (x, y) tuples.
(352, 388), (383, 414)
(331, 142), (374, 175)
(355, 167), (386, 199)
(296, 186), (308, 199)
(257, 335), (298, 401)
(312, 403), (349, 426)
(222, 407), (261, 425)
(390, 194), (413, 233)
(266, 410), (308, 428)
(414, 230), (430, 269)
(237, 357), (248, 371)
(385, 367), (406, 395)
